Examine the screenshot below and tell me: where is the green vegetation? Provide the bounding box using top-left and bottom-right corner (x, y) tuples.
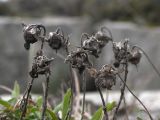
(0, 81), (116, 120)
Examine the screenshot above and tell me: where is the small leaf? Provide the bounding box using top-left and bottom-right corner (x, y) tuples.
(106, 101), (116, 111)
(36, 96), (43, 108)
(47, 108), (58, 120)
(7, 98), (17, 105)
(12, 81), (20, 98)
(62, 88), (71, 120)
(0, 99), (13, 110)
(137, 117), (143, 120)
(53, 102), (62, 113)
(91, 107), (104, 120)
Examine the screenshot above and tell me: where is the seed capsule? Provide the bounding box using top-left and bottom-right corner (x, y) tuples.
(95, 27), (112, 48)
(82, 34), (101, 58)
(22, 23), (46, 50)
(129, 47), (142, 65)
(65, 49), (92, 74)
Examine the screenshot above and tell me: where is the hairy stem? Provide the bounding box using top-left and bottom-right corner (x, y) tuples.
(97, 87), (108, 120)
(81, 71), (86, 120)
(117, 74), (153, 120)
(20, 78), (34, 120)
(41, 75), (50, 120)
(113, 63), (128, 120)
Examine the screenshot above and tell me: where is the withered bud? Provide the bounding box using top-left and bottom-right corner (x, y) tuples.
(29, 51), (54, 78)
(95, 27), (112, 48)
(95, 65), (116, 90)
(65, 49), (92, 74)
(113, 39), (131, 66)
(82, 35), (101, 58)
(22, 23), (46, 50)
(129, 47), (142, 65)
(48, 28), (69, 52)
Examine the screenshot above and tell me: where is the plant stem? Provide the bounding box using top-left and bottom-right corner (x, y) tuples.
(71, 69), (81, 118)
(20, 78), (34, 120)
(81, 71), (86, 120)
(123, 97), (129, 120)
(97, 87), (108, 120)
(134, 46), (160, 78)
(41, 75), (50, 120)
(117, 74), (153, 120)
(113, 63), (128, 120)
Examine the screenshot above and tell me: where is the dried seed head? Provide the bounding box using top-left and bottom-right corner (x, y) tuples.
(129, 47), (142, 65)
(65, 49), (92, 74)
(22, 23), (46, 50)
(95, 65), (116, 90)
(81, 34), (101, 58)
(29, 51), (54, 78)
(48, 28), (69, 52)
(48, 28), (63, 50)
(95, 27), (112, 48)
(112, 40), (131, 67)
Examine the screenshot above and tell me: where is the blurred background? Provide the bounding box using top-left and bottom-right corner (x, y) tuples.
(0, 0), (160, 118)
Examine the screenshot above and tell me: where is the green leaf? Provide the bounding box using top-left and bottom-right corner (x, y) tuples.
(91, 107), (104, 120)
(137, 117), (143, 120)
(7, 98), (17, 105)
(0, 99), (13, 110)
(36, 96), (43, 108)
(62, 88), (71, 120)
(106, 101), (116, 111)
(46, 108), (58, 120)
(12, 81), (20, 98)
(53, 102), (62, 113)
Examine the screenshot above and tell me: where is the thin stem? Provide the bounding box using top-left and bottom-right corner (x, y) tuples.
(0, 85), (12, 93)
(117, 74), (153, 120)
(134, 46), (160, 78)
(64, 65), (74, 120)
(97, 87), (108, 120)
(123, 97), (129, 120)
(113, 63), (128, 120)
(20, 78), (34, 120)
(41, 75), (50, 120)
(81, 71), (86, 120)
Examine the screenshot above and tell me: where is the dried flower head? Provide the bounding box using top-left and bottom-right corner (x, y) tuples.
(22, 23), (46, 50)
(81, 34), (102, 58)
(112, 39), (142, 68)
(129, 46), (142, 65)
(89, 65), (116, 90)
(95, 27), (112, 48)
(29, 50), (54, 78)
(48, 28), (69, 52)
(65, 49), (92, 74)
(112, 39), (131, 67)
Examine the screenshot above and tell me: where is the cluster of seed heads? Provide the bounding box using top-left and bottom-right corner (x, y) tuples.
(21, 23), (155, 120)
(22, 23), (143, 92)
(22, 23), (69, 52)
(81, 27), (112, 58)
(113, 39), (142, 68)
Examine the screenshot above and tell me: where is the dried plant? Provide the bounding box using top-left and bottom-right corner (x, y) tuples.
(19, 23), (160, 120)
